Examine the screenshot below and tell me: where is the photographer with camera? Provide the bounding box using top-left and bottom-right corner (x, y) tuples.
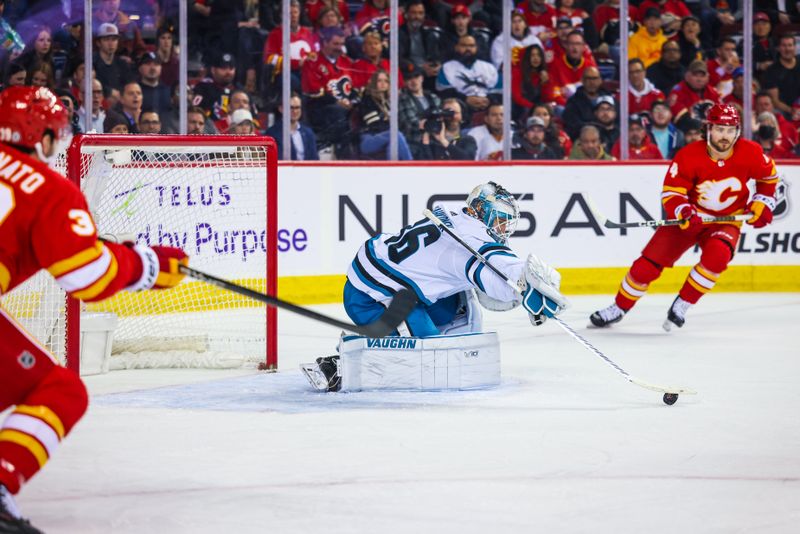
(418, 97), (477, 160)
(399, 61), (442, 160)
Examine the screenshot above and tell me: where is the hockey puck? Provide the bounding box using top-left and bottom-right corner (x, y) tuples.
(663, 393), (679, 405)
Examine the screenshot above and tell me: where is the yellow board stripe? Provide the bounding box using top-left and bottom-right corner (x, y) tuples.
(0, 260), (9, 293)
(72, 254), (119, 301)
(14, 405), (65, 439)
(0, 429), (48, 468)
(47, 243), (104, 278)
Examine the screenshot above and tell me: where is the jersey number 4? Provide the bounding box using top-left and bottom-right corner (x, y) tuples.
(385, 222), (440, 263)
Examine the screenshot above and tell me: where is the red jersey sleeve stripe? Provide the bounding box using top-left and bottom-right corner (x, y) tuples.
(70, 253), (119, 301)
(55, 246), (113, 292)
(46, 243), (104, 278)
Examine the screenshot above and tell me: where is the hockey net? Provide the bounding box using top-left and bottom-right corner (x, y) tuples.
(1, 134), (278, 372)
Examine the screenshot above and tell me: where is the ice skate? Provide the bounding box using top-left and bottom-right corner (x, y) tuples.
(589, 303), (625, 328)
(0, 485), (43, 534)
(300, 355), (341, 392)
(663, 297), (692, 331)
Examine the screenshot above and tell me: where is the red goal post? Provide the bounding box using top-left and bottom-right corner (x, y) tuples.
(58, 134), (278, 372)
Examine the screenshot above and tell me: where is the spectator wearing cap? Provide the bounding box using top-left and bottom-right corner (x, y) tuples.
(263, 0), (318, 96)
(628, 57), (665, 115)
(722, 67), (754, 111)
(93, 22), (131, 93)
(512, 44), (553, 120)
(93, 0), (145, 58)
(512, 116), (560, 160)
(398, 60), (442, 159)
(156, 24), (180, 90)
(138, 52), (172, 119)
(138, 109), (162, 135)
(707, 37), (739, 97)
(590, 95), (619, 152)
(398, 0), (442, 88)
(569, 124), (614, 160)
(547, 30), (597, 106)
(353, 31), (399, 91)
(441, 3), (491, 62)
(628, 8), (666, 68)
(214, 89), (252, 134)
(515, 0), (558, 40)
(2, 61), (25, 88)
(265, 93), (319, 161)
(301, 26), (357, 151)
(764, 34), (800, 118)
(755, 91), (799, 148)
(648, 99), (684, 158)
(116, 81), (142, 133)
(104, 109), (129, 134)
(562, 66), (610, 140)
(747, 12), (776, 84)
(436, 34), (500, 113)
(542, 15), (588, 65)
(637, 0), (691, 34)
(647, 40), (684, 95)
(557, 0), (595, 47)
(77, 78), (106, 133)
(668, 59), (720, 128)
(611, 114), (662, 159)
(531, 102), (570, 157)
(193, 52), (240, 121)
(491, 8), (542, 70)
(681, 117), (703, 143)
(228, 108), (257, 135)
(677, 15), (705, 68)
(593, 0), (639, 49)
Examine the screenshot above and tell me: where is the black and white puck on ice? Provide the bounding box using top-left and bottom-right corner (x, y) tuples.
(663, 393), (679, 405)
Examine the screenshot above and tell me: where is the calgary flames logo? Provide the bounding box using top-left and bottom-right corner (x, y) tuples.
(326, 76), (354, 100)
(695, 177), (742, 211)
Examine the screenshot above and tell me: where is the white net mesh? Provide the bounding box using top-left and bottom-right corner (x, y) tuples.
(2, 136), (275, 370)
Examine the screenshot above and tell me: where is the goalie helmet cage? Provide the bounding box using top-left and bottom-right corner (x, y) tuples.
(39, 134), (276, 372)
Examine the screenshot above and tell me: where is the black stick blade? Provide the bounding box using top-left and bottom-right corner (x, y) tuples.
(358, 289), (418, 337)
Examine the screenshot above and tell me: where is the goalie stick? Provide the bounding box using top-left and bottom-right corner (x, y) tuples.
(423, 209), (696, 397)
(585, 196), (750, 229)
(178, 265), (417, 338)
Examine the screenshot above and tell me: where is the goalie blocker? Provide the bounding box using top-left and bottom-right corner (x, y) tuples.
(301, 332), (501, 392)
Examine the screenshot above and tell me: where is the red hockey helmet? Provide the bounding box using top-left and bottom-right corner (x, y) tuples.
(0, 86), (71, 151)
(705, 104), (740, 127)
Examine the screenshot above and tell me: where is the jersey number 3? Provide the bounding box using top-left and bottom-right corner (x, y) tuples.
(386, 223), (440, 263)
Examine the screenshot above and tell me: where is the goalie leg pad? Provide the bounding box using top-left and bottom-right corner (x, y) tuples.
(338, 332), (501, 392)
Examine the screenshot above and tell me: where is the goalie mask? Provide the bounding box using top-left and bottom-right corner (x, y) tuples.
(466, 182), (519, 243)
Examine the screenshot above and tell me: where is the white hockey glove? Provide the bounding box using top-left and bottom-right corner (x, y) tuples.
(520, 254), (568, 326)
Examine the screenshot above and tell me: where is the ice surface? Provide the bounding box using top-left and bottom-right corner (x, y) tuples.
(13, 294), (800, 533)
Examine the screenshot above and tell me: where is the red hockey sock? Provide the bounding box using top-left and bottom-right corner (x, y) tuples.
(615, 256), (663, 311)
(678, 238), (731, 304)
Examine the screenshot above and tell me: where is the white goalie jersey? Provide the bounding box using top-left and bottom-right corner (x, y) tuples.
(347, 204), (526, 307)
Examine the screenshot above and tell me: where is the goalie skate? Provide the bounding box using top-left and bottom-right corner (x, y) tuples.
(300, 356), (341, 392)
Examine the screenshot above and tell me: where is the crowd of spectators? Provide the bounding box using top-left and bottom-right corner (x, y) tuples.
(1, 0), (800, 161)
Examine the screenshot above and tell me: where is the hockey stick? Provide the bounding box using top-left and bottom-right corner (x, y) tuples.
(178, 265), (417, 338)
(423, 209), (696, 397)
(585, 195), (750, 229)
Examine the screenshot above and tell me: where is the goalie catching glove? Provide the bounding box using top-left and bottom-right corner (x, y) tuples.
(519, 254), (568, 326)
(126, 244), (189, 290)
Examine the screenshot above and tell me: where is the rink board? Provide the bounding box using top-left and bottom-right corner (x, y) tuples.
(273, 161), (799, 303)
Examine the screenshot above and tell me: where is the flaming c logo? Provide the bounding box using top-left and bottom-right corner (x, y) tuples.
(696, 177), (742, 211)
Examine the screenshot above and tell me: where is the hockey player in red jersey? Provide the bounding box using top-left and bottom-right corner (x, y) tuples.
(0, 87), (188, 533)
(590, 104), (778, 330)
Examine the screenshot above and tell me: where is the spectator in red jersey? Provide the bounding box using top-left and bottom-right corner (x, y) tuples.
(628, 8), (667, 68)
(707, 36), (739, 98)
(264, 0), (318, 93)
(352, 31), (392, 90)
(543, 15), (595, 66)
(593, 0), (639, 49)
(547, 29), (596, 106)
(491, 8), (543, 70)
(398, 0), (442, 87)
(355, 0), (400, 36)
(637, 0), (691, 35)
(647, 40), (684, 95)
(628, 58), (665, 115)
(764, 34), (800, 117)
(441, 4), (491, 62)
(301, 26), (357, 151)
(612, 113), (663, 159)
(531, 102), (571, 157)
(668, 59), (721, 129)
(755, 91), (798, 147)
(155, 24), (179, 90)
(305, 0), (350, 29)
(562, 66), (609, 140)
(516, 0), (557, 40)
(755, 111), (797, 159)
(677, 15), (705, 68)
(648, 99), (685, 158)
(512, 44), (552, 120)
